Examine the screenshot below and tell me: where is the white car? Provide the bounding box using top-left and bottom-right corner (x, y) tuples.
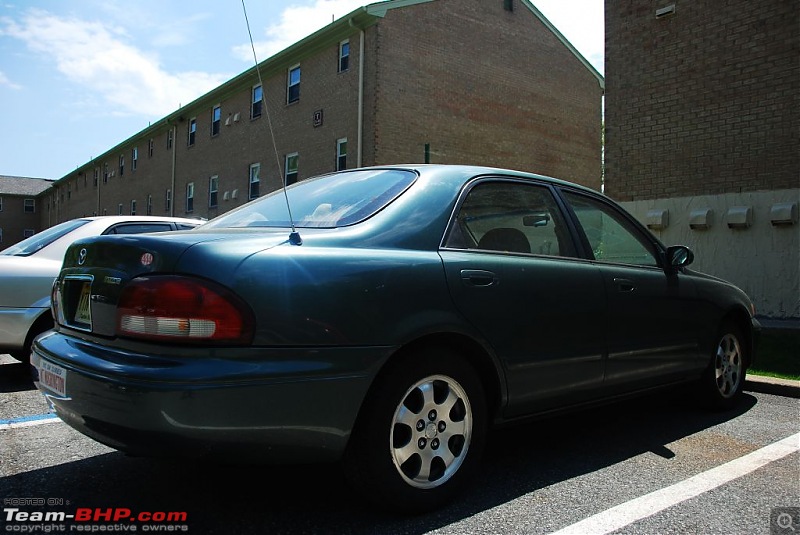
(0, 216), (202, 362)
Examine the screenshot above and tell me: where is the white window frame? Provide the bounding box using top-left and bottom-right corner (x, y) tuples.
(24, 198), (35, 213)
(23, 229), (35, 238)
(287, 65), (300, 104)
(147, 194), (153, 215)
(188, 118), (197, 146)
(338, 40), (350, 72)
(132, 147), (138, 171)
(249, 163), (260, 200)
(186, 182), (195, 213)
(209, 175), (219, 208)
(285, 153), (299, 185)
(118, 203), (123, 215)
(130, 199), (137, 215)
(336, 138), (347, 171)
(165, 188), (172, 212)
(211, 105), (221, 137)
(251, 84), (263, 119)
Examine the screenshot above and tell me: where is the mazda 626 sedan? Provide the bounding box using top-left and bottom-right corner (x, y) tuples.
(32, 165), (759, 512)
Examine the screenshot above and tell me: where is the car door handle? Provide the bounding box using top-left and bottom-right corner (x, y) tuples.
(614, 278), (636, 293)
(461, 270), (498, 287)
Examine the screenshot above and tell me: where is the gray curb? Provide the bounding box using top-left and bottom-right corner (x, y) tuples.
(745, 374), (800, 399)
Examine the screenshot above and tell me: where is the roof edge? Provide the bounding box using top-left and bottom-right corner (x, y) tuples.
(520, 0), (605, 90)
(366, 0), (436, 17)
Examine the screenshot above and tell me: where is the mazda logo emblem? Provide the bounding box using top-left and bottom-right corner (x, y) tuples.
(78, 248), (87, 266)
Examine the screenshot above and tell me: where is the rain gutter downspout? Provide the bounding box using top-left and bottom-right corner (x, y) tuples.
(358, 28), (365, 167)
(170, 124), (177, 216)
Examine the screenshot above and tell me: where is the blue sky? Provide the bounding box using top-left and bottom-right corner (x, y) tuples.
(0, 0), (604, 180)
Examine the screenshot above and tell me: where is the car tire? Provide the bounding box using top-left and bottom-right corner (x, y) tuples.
(701, 321), (747, 410)
(344, 346), (487, 513)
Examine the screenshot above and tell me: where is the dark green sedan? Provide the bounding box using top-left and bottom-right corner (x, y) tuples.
(31, 165), (759, 512)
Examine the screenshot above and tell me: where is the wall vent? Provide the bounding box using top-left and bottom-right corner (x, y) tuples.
(655, 4), (676, 18)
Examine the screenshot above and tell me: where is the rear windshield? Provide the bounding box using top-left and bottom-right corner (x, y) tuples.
(202, 169), (417, 229)
(0, 219), (89, 257)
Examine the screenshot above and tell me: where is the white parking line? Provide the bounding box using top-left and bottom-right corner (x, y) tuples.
(551, 432), (800, 535)
(0, 414), (61, 431)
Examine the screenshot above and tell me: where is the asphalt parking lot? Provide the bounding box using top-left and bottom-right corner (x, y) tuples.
(2, 353), (798, 535)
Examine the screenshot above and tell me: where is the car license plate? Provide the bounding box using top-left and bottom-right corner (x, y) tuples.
(38, 359), (67, 397)
(74, 281), (92, 327)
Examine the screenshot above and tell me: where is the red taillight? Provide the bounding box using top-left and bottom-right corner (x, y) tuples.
(116, 276), (254, 345)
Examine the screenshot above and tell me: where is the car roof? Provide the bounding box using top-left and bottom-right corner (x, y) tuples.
(369, 164), (601, 195)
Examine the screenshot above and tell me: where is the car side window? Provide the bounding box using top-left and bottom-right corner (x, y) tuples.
(104, 223), (174, 235)
(563, 191), (659, 267)
(445, 181), (577, 258)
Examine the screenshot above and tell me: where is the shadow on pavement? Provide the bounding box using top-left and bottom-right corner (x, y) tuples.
(0, 388), (758, 534)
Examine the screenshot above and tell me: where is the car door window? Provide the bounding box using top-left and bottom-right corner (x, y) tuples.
(445, 181), (576, 258)
(104, 223), (174, 235)
(563, 191), (659, 267)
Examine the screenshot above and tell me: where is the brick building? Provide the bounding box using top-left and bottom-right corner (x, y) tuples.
(0, 176), (54, 249)
(605, 0), (799, 318)
(38, 0), (603, 227)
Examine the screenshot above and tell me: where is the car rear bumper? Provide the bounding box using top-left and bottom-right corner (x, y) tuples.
(31, 331), (393, 463)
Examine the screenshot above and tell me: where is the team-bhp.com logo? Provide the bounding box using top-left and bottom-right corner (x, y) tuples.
(4, 504), (189, 532)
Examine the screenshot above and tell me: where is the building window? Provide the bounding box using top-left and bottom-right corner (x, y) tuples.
(23, 229), (34, 238)
(103, 164), (109, 184)
(132, 147), (138, 171)
(67, 184), (71, 200)
(249, 163), (260, 199)
(339, 40), (350, 72)
(251, 84), (263, 119)
(0, 196), (3, 212)
(118, 203), (124, 215)
(188, 118), (197, 146)
(147, 194), (153, 215)
(165, 189), (172, 212)
(211, 105), (221, 137)
(130, 199), (137, 215)
(285, 153), (299, 185)
(167, 129), (174, 149)
(336, 138), (347, 171)
(93, 168), (99, 187)
(186, 182), (194, 213)
(148, 138), (154, 157)
(209, 175), (219, 208)
(0, 228), (2, 243)
(119, 154), (125, 176)
(24, 198), (35, 213)
(287, 65), (300, 104)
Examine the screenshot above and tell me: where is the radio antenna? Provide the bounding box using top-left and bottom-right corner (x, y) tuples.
(241, 0), (302, 245)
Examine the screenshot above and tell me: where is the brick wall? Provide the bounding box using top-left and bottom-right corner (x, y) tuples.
(1, 195), (40, 248)
(372, 0), (603, 189)
(41, 0), (604, 226)
(605, 0), (799, 201)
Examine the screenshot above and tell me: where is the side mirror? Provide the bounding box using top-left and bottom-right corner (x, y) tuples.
(666, 245), (694, 269)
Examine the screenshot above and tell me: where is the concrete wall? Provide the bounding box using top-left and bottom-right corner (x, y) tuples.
(622, 189), (800, 318)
